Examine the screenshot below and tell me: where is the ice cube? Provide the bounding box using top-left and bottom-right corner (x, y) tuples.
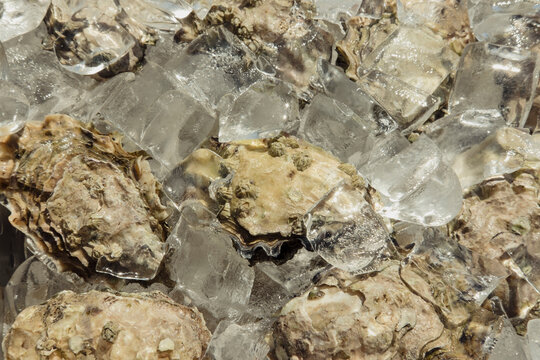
(468, 0), (540, 49)
(298, 93), (377, 163)
(425, 109), (507, 164)
(451, 127), (540, 189)
(0, 80), (29, 135)
(141, 89), (217, 168)
(487, 317), (529, 359)
(167, 201), (255, 321)
(528, 319), (540, 359)
(188, 0), (213, 19)
(316, 59), (397, 133)
(119, 0), (192, 31)
(0, 42), (8, 81)
(400, 228), (507, 326)
(206, 320), (270, 360)
(357, 69), (441, 134)
(361, 135), (463, 226)
(218, 79), (299, 142)
(397, 0), (471, 41)
(165, 26), (262, 107)
(313, 0), (383, 23)
(0, 0), (51, 42)
(361, 25), (459, 96)
(304, 182), (392, 274)
(449, 42), (540, 127)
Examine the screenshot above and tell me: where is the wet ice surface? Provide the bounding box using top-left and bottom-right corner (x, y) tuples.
(1, 0), (540, 359)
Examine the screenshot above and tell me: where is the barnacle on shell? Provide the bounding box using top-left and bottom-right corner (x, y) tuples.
(0, 114), (170, 280)
(2, 290), (211, 360)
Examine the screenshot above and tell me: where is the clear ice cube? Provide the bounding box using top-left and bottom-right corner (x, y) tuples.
(316, 59), (397, 133)
(425, 109), (507, 164)
(218, 79), (299, 142)
(487, 317), (529, 360)
(400, 228), (507, 326)
(357, 69), (441, 134)
(304, 182), (392, 274)
(141, 89), (217, 168)
(468, 0), (540, 49)
(0, 0), (51, 42)
(451, 127), (540, 189)
(298, 93), (377, 163)
(361, 25), (459, 96)
(361, 135), (463, 226)
(449, 42), (540, 127)
(313, 0), (383, 23)
(206, 321), (270, 360)
(0, 80), (29, 135)
(165, 26), (262, 107)
(119, 0), (192, 31)
(167, 201), (255, 321)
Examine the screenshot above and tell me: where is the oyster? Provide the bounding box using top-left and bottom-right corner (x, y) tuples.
(2, 290), (211, 360)
(176, 0), (333, 89)
(44, 0), (157, 77)
(203, 136), (374, 256)
(270, 264), (445, 360)
(0, 114), (170, 280)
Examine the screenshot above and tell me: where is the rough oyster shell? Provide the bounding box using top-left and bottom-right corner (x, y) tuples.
(2, 290), (211, 360)
(205, 136), (371, 256)
(270, 264), (444, 360)
(0, 114), (170, 280)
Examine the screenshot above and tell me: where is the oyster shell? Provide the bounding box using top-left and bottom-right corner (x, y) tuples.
(44, 0), (157, 77)
(205, 136), (372, 256)
(270, 264), (445, 360)
(0, 114), (170, 280)
(176, 0), (333, 89)
(2, 290), (211, 360)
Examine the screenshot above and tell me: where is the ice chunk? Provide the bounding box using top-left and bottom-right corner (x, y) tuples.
(528, 319), (540, 359)
(188, 0), (213, 19)
(400, 228), (507, 326)
(361, 25), (459, 96)
(4, 26), (96, 120)
(298, 93), (377, 163)
(397, 0), (471, 41)
(449, 42), (540, 127)
(313, 0), (383, 23)
(165, 26), (262, 107)
(119, 0), (192, 31)
(468, 0), (540, 49)
(452, 127), (540, 189)
(218, 79), (299, 142)
(487, 317), (529, 359)
(0, 0), (51, 42)
(206, 320), (270, 360)
(0, 80), (29, 135)
(361, 135), (463, 226)
(167, 201), (255, 321)
(426, 109), (507, 164)
(357, 69), (441, 134)
(304, 182), (392, 274)
(0, 42), (8, 80)
(316, 59), (397, 133)
(141, 89), (217, 168)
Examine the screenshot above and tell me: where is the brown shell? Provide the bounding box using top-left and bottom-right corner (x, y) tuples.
(0, 114), (170, 280)
(2, 290), (211, 360)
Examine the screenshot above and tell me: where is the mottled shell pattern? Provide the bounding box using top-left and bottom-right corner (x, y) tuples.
(2, 290), (211, 360)
(0, 114), (170, 280)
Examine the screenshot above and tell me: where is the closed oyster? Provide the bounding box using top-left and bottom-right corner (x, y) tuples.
(0, 114), (170, 280)
(2, 290), (211, 360)
(44, 0), (157, 77)
(270, 264), (444, 360)
(206, 136), (372, 256)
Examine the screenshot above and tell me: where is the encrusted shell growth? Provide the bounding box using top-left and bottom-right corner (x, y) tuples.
(270, 265), (445, 360)
(206, 136), (371, 256)
(0, 114), (170, 280)
(2, 290), (211, 360)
